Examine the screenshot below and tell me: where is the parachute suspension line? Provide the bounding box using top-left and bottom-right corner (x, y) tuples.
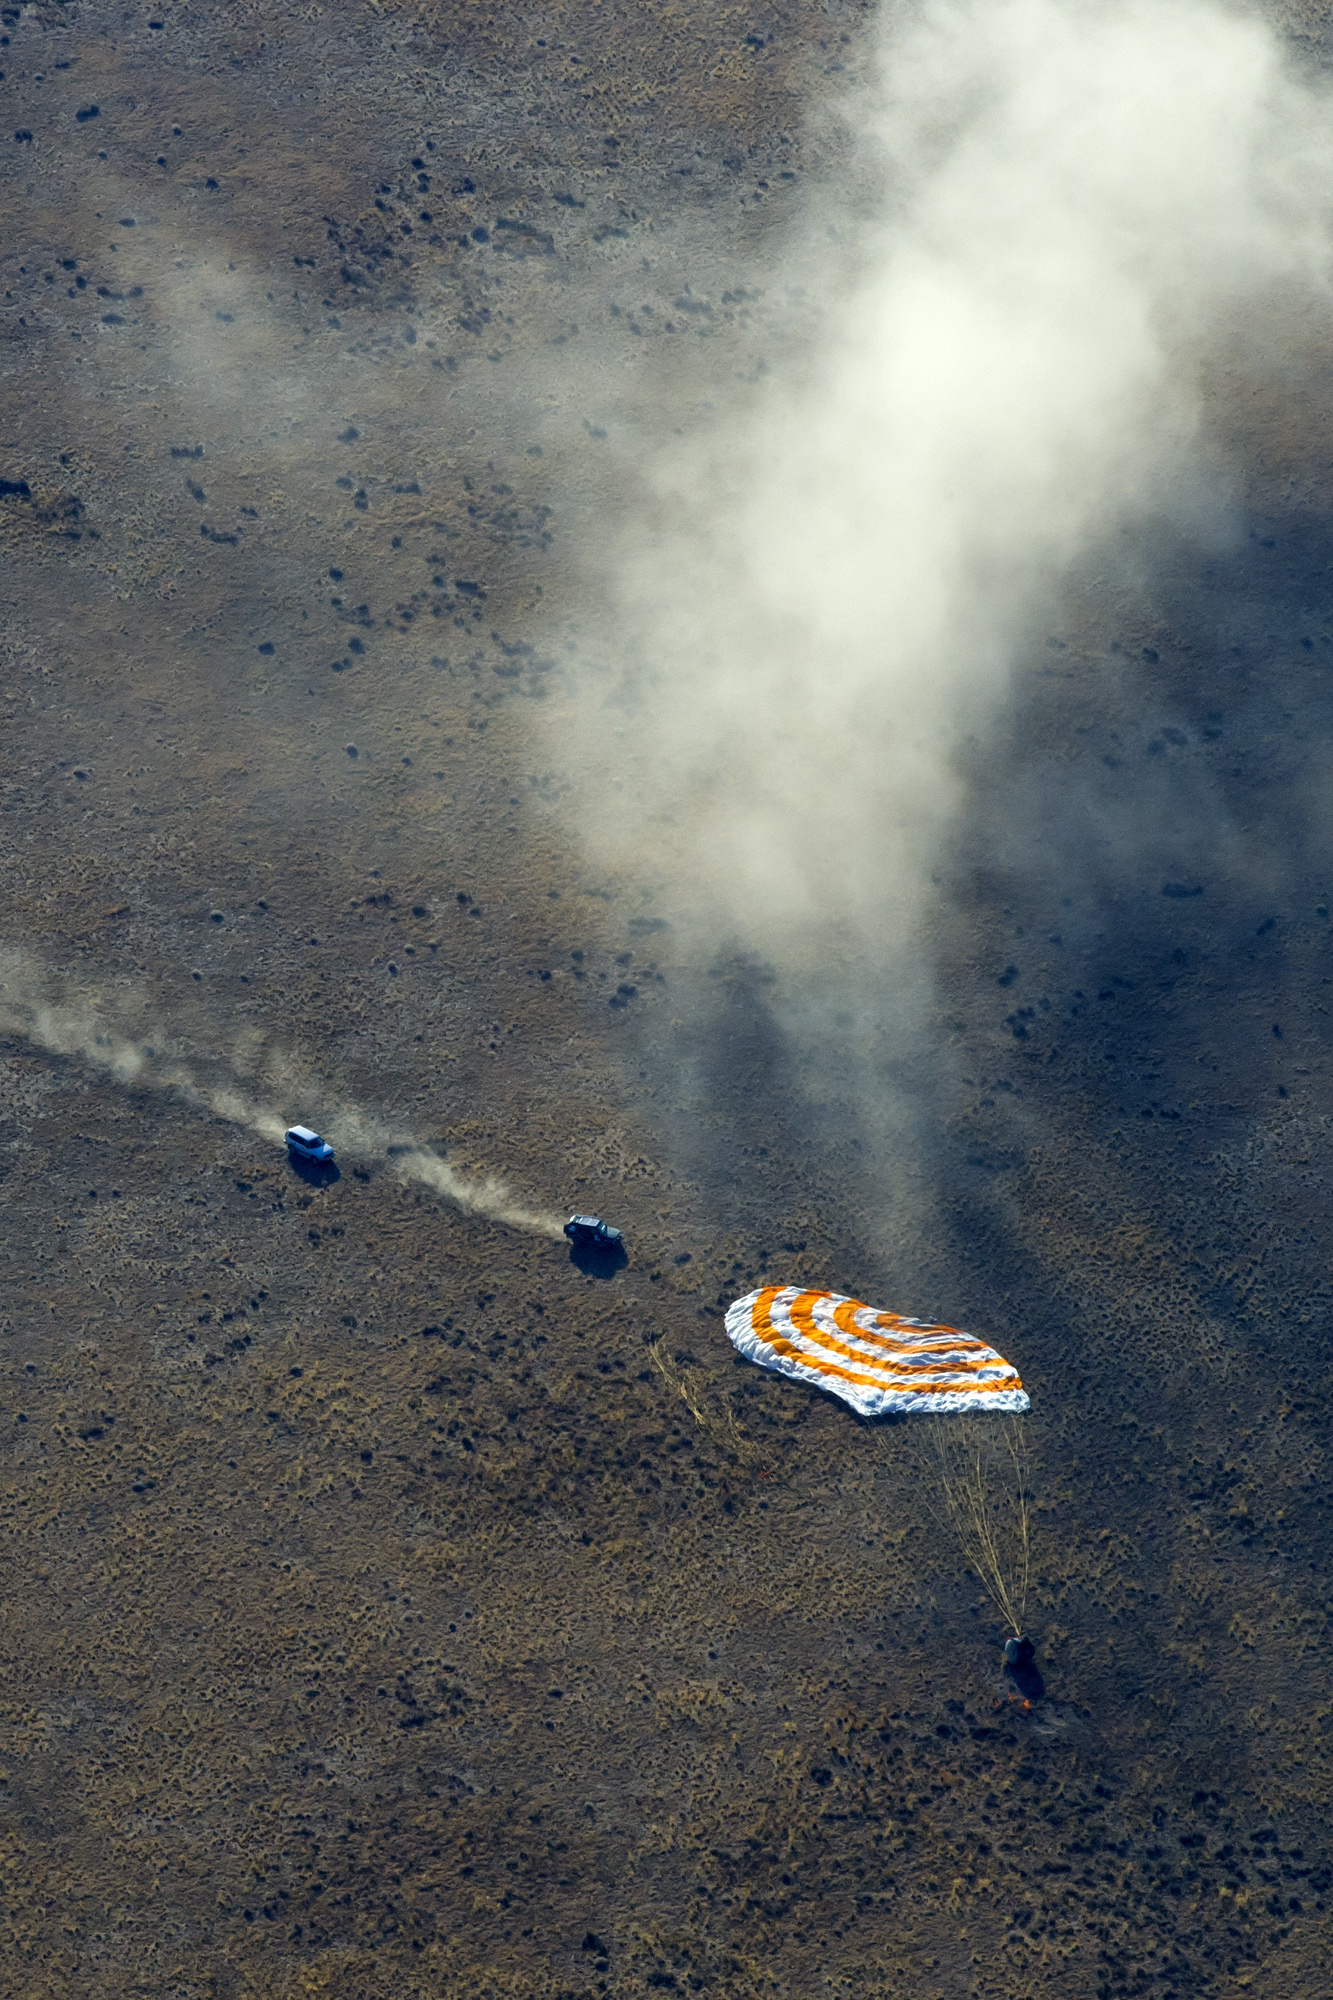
(926, 1415), (1032, 1638)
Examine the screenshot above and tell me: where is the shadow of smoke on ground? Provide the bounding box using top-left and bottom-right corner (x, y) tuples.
(915, 494), (1333, 1764)
(941, 494), (1333, 1178)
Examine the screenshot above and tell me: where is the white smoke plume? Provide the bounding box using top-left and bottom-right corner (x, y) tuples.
(559, 0), (1333, 966)
(0, 952), (565, 1240)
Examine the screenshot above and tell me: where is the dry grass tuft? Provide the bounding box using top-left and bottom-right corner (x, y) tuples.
(648, 1341), (770, 1469)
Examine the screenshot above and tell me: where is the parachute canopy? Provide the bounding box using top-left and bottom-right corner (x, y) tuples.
(725, 1285), (1029, 1418)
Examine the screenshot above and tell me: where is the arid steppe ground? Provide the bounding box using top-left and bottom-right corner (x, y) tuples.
(4, 3), (1333, 1996)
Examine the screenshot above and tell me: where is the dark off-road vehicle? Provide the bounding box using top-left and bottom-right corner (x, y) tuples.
(563, 1214), (623, 1250)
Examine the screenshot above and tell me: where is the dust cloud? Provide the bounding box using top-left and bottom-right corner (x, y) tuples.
(556, 0), (1333, 973)
(0, 952), (565, 1240)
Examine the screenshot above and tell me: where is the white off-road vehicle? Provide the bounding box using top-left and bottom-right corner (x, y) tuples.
(285, 1125), (335, 1165)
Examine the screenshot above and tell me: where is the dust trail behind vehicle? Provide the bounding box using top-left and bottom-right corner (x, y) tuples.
(0, 949), (565, 1239)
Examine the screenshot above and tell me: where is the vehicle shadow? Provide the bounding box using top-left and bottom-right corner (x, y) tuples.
(288, 1154), (341, 1187)
(568, 1241), (628, 1280)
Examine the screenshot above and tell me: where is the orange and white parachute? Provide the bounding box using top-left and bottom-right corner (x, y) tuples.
(724, 1285), (1029, 1417)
